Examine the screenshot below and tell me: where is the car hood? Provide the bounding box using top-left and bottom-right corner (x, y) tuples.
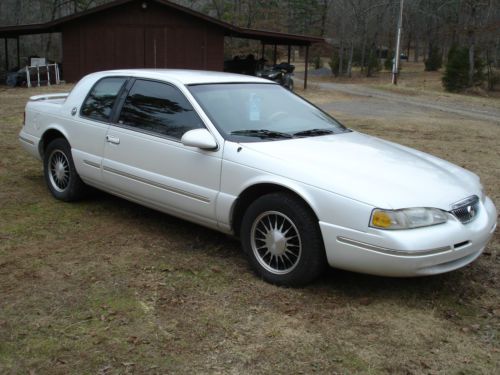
(234, 131), (480, 210)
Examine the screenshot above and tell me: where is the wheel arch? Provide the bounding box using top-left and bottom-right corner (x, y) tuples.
(39, 127), (70, 158)
(231, 181), (320, 237)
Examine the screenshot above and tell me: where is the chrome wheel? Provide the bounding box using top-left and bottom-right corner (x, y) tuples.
(250, 211), (302, 275)
(48, 149), (70, 192)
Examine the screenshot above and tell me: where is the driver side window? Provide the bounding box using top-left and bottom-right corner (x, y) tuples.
(118, 80), (203, 139)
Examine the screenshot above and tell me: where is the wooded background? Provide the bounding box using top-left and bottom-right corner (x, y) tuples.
(1, 0), (499, 77)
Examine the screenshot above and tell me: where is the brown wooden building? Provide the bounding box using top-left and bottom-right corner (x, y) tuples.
(0, 0), (323, 87)
(62, 0), (226, 81)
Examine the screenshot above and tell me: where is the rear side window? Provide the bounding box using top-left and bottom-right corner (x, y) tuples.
(118, 79), (203, 139)
(81, 77), (127, 122)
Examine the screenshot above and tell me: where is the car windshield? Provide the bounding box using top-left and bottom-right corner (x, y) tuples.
(188, 83), (349, 141)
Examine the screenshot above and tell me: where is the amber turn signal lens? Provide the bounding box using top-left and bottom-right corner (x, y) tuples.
(371, 211), (392, 228)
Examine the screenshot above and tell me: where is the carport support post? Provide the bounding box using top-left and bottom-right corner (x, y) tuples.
(4, 38), (8, 71)
(16, 36), (20, 67)
(261, 43), (265, 59)
(304, 44), (309, 90)
(273, 44), (277, 65)
(287, 45), (291, 63)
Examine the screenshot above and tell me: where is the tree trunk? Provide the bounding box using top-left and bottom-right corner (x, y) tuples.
(494, 37), (499, 68)
(406, 31), (411, 60)
(468, 32), (475, 86)
(467, 4), (477, 86)
(366, 49), (372, 77)
(319, 0), (328, 37)
(347, 40), (354, 77)
(212, 0), (223, 19)
(414, 37), (419, 62)
(360, 30), (367, 71)
(337, 17), (345, 76)
(232, 0), (238, 25)
(287, 0), (293, 33)
(486, 49), (493, 90)
(246, 1), (255, 28)
(366, 43), (376, 77)
(338, 41), (344, 76)
(45, 0), (60, 59)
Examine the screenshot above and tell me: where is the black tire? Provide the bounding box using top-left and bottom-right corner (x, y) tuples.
(43, 138), (87, 201)
(240, 192), (326, 286)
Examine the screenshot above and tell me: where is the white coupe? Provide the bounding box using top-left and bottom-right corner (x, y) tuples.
(19, 69), (497, 286)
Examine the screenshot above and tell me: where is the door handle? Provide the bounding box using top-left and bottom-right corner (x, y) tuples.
(106, 135), (120, 145)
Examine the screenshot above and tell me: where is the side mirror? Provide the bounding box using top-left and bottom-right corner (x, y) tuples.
(181, 128), (218, 150)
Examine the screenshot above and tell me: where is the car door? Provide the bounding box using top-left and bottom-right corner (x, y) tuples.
(68, 76), (128, 185)
(102, 78), (222, 225)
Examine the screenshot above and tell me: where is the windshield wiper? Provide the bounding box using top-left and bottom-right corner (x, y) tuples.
(293, 128), (334, 137)
(230, 129), (293, 139)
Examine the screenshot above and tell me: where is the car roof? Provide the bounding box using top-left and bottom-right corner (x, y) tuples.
(88, 69), (274, 85)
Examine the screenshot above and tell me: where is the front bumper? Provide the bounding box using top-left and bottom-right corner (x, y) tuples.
(320, 196), (497, 277)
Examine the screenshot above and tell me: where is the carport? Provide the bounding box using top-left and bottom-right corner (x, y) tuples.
(0, 23), (57, 70)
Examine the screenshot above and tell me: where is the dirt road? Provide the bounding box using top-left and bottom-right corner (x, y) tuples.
(298, 79), (500, 124)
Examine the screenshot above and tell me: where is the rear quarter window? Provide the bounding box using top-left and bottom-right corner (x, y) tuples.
(80, 77), (127, 122)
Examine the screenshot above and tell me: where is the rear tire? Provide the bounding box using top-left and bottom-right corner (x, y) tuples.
(43, 138), (87, 201)
(240, 192), (326, 286)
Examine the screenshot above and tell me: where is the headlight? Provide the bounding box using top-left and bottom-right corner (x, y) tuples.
(370, 208), (448, 230)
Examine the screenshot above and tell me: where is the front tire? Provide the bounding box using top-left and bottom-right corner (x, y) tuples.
(240, 193), (326, 286)
(43, 138), (87, 201)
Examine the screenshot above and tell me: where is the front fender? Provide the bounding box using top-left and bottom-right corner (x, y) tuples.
(218, 158), (374, 234)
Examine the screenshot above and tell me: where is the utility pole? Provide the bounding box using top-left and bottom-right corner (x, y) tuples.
(392, 0), (404, 85)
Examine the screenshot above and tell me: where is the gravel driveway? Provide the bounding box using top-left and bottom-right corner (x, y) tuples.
(299, 79), (500, 124)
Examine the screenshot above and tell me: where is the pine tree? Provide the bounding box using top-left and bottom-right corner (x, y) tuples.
(384, 50), (394, 71)
(329, 51), (348, 76)
(442, 46), (484, 92)
(424, 46), (442, 71)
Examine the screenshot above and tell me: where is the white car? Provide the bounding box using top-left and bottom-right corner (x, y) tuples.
(19, 69), (497, 286)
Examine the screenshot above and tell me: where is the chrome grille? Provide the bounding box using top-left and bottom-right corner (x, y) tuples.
(450, 195), (480, 224)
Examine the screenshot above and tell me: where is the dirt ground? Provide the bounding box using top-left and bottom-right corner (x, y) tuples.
(0, 77), (499, 374)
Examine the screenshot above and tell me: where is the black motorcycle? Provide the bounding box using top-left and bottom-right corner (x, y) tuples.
(256, 62), (295, 91)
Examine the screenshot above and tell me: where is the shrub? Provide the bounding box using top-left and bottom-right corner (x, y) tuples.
(425, 46), (442, 71)
(366, 52), (381, 77)
(329, 51), (348, 77)
(442, 46), (484, 92)
(486, 65), (500, 91)
(329, 54), (339, 76)
(487, 72), (500, 91)
(384, 50), (394, 71)
(311, 55), (322, 70)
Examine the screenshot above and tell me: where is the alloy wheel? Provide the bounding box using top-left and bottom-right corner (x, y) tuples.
(250, 211), (302, 275)
(48, 149), (70, 192)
